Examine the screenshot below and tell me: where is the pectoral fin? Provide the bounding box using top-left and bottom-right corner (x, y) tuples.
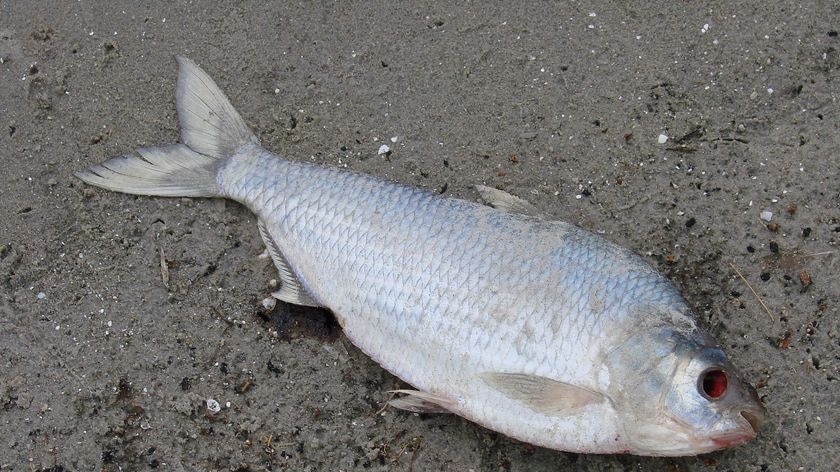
(480, 372), (605, 416)
(257, 220), (320, 307)
(388, 389), (455, 414)
(475, 185), (544, 218)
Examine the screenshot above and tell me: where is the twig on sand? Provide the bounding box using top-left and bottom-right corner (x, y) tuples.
(408, 437), (424, 472)
(159, 244), (170, 289)
(729, 262), (774, 322)
(374, 391), (397, 417)
(800, 251), (835, 257)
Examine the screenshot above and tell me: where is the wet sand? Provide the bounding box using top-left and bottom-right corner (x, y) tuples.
(1, 2), (838, 471)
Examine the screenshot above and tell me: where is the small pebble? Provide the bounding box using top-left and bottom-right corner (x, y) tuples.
(36, 292), (46, 300)
(261, 297), (276, 311)
(760, 210), (773, 222)
(799, 270), (812, 288)
(657, 134), (668, 144)
(206, 398), (221, 413)
(377, 144), (390, 155)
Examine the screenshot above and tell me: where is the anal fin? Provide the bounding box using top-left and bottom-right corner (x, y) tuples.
(388, 389), (455, 414)
(257, 220), (320, 307)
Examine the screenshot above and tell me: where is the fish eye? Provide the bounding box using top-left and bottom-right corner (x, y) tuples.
(698, 368), (728, 400)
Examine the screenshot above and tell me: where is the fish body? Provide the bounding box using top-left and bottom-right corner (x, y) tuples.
(76, 57), (765, 456)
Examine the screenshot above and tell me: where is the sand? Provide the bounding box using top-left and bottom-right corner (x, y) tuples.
(1, 2), (838, 471)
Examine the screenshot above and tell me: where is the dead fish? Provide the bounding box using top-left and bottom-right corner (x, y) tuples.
(76, 57), (765, 456)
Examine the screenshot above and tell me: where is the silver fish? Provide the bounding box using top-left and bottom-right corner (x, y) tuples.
(76, 57), (765, 456)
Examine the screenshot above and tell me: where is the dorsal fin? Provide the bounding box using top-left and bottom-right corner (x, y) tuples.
(475, 185), (543, 218)
(480, 372), (606, 416)
(257, 220), (320, 307)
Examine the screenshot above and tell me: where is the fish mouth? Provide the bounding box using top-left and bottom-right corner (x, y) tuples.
(741, 408), (764, 432)
(710, 408), (764, 448)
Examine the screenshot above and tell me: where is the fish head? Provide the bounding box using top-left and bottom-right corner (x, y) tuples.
(604, 323), (765, 456)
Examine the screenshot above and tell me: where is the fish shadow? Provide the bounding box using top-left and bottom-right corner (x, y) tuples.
(255, 298), (341, 343)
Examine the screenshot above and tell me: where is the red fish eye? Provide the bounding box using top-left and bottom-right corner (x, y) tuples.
(700, 369), (728, 400)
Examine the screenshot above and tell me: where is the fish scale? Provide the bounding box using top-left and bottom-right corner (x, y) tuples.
(228, 149), (606, 385)
(75, 56), (765, 456)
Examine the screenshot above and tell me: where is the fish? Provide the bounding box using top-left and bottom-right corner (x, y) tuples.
(76, 56), (765, 456)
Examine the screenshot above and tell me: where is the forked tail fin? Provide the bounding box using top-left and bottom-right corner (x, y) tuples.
(75, 56), (258, 197)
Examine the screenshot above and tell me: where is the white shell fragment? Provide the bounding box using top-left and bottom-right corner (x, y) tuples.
(377, 144), (390, 155)
(261, 296), (277, 311)
(657, 134), (669, 144)
(760, 210), (773, 222)
(206, 398), (221, 413)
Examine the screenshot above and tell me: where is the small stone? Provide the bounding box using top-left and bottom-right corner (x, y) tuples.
(760, 210), (773, 222)
(377, 144), (390, 155)
(657, 134), (668, 144)
(36, 292), (46, 300)
(206, 398), (221, 413)
(261, 297), (276, 311)
(799, 270), (811, 288)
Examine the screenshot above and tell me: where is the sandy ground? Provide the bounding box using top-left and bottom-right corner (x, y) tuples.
(1, 2), (838, 471)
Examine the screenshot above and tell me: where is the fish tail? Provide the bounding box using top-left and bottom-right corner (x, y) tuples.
(75, 56), (259, 197)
